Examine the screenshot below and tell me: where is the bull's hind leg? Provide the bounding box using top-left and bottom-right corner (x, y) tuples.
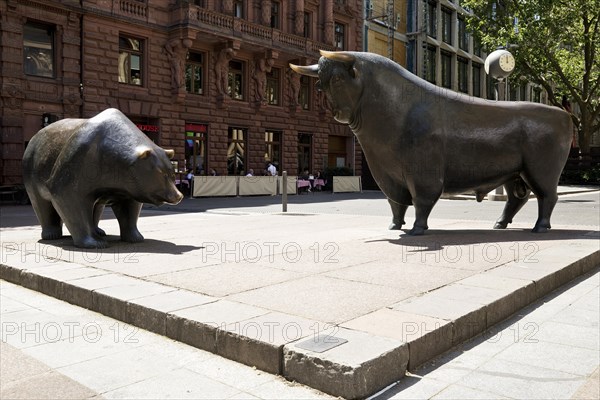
(494, 178), (530, 229)
(388, 199), (408, 230)
(522, 174), (559, 233)
(532, 191), (558, 233)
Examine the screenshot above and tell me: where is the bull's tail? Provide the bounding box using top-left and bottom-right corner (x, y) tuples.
(513, 177), (530, 199)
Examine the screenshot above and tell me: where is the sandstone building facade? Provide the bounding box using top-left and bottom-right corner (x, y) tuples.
(1, 0), (364, 185)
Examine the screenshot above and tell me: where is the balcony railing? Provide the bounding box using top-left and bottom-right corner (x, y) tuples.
(174, 4), (334, 55)
(119, 0), (147, 19)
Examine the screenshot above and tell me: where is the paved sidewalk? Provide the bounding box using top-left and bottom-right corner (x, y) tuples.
(0, 280), (333, 399)
(1, 270), (597, 399)
(1, 189), (598, 398)
(375, 269), (600, 399)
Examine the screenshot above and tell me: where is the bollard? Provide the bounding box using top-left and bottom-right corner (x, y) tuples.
(282, 171), (288, 212)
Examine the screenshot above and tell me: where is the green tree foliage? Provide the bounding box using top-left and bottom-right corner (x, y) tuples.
(462, 0), (599, 153)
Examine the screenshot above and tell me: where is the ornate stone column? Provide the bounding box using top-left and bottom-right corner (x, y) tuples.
(222, 0), (233, 14)
(295, 0), (305, 35)
(261, 0), (271, 26)
(324, 0), (334, 45)
(165, 38), (192, 97)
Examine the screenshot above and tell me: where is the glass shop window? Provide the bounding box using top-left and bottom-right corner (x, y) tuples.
(185, 123), (208, 175)
(298, 133), (312, 175)
(227, 127), (247, 175)
(265, 130), (282, 171)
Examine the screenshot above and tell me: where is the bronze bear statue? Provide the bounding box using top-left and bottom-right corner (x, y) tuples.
(22, 108), (183, 248)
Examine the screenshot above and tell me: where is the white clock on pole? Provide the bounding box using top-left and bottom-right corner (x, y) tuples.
(485, 49), (515, 80)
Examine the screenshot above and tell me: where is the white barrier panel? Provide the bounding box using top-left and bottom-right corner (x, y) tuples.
(333, 176), (362, 193)
(192, 176), (237, 197)
(281, 176), (298, 195)
(239, 176), (278, 196)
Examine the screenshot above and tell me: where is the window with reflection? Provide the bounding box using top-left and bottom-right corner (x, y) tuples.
(299, 76), (310, 110)
(228, 60), (244, 100)
(426, 1), (437, 38)
(266, 68), (280, 105)
(303, 12), (312, 38)
(441, 51), (452, 89)
(271, 1), (280, 28)
(264, 130), (282, 170)
(185, 123), (208, 174)
(458, 16), (468, 51)
(227, 127), (246, 175)
(472, 63), (482, 97)
(234, 0), (244, 17)
(334, 22), (346, 50)
(298, 133), (312, 175)
(442, 7), (452, 44)
(458, 57), (468, 93)
(185, 52), (204, 94)
(119, 36), (144, 85)
(24, 22), (55, 78)
(425, 45), (436, 84)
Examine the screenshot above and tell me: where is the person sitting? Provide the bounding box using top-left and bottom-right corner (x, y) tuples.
(299, 168), (311, 193)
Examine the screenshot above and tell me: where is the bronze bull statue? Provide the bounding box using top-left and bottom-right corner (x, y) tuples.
(291, 51), (572, 235)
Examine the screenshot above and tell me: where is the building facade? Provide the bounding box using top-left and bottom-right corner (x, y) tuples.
(364, 0), (550, 103)
(0, 0), (365, 185)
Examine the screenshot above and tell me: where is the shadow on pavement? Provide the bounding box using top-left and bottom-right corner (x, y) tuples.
(370, 228), (599, 251)
(37, 237), (202, 254)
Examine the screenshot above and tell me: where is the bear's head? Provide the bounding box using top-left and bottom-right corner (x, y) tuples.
(130, 145), (184, 206)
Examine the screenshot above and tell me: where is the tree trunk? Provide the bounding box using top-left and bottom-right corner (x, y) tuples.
(579, 106), (592, 156)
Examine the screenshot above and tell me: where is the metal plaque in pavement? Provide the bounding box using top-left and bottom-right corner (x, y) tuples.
(295, 334), (348, 353)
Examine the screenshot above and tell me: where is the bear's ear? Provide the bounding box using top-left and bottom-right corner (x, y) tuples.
(164, 149), (175, 159)
(135, 146), (153, 160)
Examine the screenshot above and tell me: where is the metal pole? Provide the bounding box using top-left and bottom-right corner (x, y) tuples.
(282, 171), (288, 212)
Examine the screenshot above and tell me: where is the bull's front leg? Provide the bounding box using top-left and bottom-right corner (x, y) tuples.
(409, 198), (437, 235)
(388, 199), (408, 230)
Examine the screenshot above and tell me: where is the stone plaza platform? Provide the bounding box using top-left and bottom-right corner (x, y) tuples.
(1, 199), (599, 399)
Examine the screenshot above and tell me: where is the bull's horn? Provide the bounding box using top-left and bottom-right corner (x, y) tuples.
(289, 63), (319, 77)
(319, 50), (356, 63)
(164, 149), (175, 159)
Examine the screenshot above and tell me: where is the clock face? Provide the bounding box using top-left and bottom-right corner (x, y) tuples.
(499, 53), (515, 72)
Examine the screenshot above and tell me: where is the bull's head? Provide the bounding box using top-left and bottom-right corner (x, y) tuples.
(290, 50), (362, 125)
